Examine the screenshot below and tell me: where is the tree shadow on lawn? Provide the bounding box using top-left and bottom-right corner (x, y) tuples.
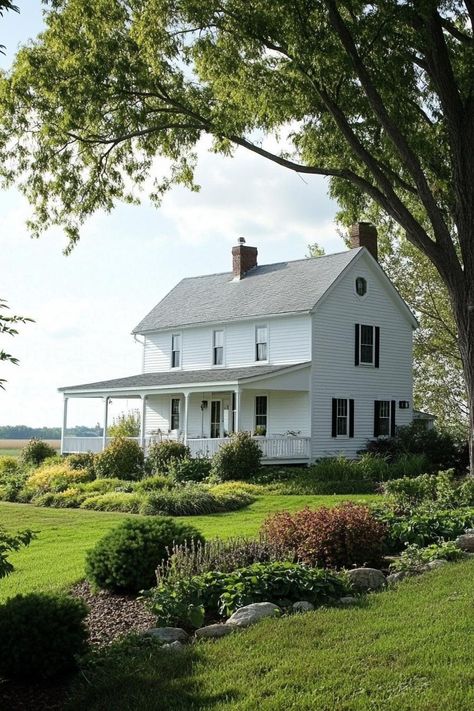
(66, 635), (242, 711)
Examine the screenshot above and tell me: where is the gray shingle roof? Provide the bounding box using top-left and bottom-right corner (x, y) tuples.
(133, 249), (362, 333)
(59, 363), (310, 393)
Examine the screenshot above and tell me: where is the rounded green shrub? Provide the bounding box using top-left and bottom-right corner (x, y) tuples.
(85, 517), (204, 592)
(20, 438), (57, 466)
(0, 593), (89, 680)
(94, 437), (144, 480)
(146, 440), (190, 474)
(67, 451), (96, 474)
(210, 432), (262, 481)
(167, 457), (211, 483)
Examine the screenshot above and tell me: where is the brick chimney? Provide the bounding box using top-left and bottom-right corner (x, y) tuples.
(350, 222), (378, 261)
(232, 237), (258, 279)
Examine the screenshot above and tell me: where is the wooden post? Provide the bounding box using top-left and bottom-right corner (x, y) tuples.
(61, 396), (68, 455)
(102, 397), (109, 451)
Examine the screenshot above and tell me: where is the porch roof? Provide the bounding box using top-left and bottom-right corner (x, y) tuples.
(59, 362), (311, 395)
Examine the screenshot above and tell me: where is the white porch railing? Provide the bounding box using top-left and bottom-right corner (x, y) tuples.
(62, 435), (311, 461)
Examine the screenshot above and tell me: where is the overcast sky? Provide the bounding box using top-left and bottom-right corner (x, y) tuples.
(0, 2), (342, 428)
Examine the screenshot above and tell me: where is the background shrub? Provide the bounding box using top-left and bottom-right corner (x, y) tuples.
(81, 492), (144, 513)
(262, 503), (387, 569)
(26, 461), (94, 493)
(390, 541), (464, 573)
(373, 505), (474, 551)
(167, 456), (211, 483)
(146, 440), (190, 474)
(210, 432), (261, 481)
(85, 517), (204, 592)
(94, 437), (144, 480)
(34, 488), (88, 508)
(20, 438), (57, 466)
(67, 451), (96, 473)
(139, 485), (254, 516)
(382, 470), (467, 509)
(0, 593), (88, 680)
(135, 474), (175, 492)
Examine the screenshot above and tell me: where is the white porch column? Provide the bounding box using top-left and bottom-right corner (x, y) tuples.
(102, 396), (109, 450)
(234, 387), (240, 432)
(183, 392), (190, 444)
(60, 396), (68, 455)
(140, 394), (147, 450)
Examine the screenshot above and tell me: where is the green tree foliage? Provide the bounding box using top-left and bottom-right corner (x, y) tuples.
(107, 409), (140, 437)
(306, 242), (326, 258)
(1, 2), (474, 456)
(0, 299), (33, 389)
(0, 526), (34, 579)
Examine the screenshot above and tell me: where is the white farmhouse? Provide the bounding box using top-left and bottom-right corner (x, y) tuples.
(59, 222), (418, 464)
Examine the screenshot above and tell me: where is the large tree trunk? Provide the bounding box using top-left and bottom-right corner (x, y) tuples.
(451, 284), (474, 474)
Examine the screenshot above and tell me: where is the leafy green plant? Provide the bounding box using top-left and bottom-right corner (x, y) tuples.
(26, 461), (94, 493)
(147, 562), (348, 627)
(85, 517), (204, 593)
(94, 437), (144, 480)
(67, 451), (96, 474)
(0, 526), (35, 579)
(390, 541), (464, 574)
(167, 456), (211, 483)
(382, 470), (463, 509)
(108, 410), (140, 437)
(20, 438), (57, 466)
(146, 441), (190, 475)
(210, 432), (262, 481)
(0, 593), (88, 680)
(135, 474), (175, 492)
(34, 488), (88, 508)
(81, 491), (144, 513)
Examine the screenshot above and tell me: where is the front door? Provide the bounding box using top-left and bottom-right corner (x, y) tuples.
(210, 400), (221, 438)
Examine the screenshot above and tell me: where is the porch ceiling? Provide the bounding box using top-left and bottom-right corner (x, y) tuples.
(59, 362), (311, 397)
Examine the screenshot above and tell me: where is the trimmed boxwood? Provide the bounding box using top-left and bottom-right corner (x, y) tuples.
(0, 593), (89, 680)
(94, 437), (144, 480)
(85, 517), (204, 593)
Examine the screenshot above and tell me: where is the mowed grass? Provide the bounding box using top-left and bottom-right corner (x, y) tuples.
(0, 448), (22, 458)
(69, 558), (474, 711)
(0, 494), (380, 602)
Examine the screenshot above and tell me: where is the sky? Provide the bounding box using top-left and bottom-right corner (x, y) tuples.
(0, 2), (342, 428)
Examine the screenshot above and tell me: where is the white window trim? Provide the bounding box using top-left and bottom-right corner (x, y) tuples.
(255, 323), (269, 364)
(254, 393), (269, 435)
(170, 332), (182, 370)
(377, 400), (391, 437)
(359, 324), (375, 367)
(211, 328), (225, 368)
(335, 397), (350, 439)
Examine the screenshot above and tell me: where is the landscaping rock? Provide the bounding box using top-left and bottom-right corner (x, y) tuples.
(292, 601), (315, 613)
(347, 568), (386, 592)
(339, 596), (358, 605)
(386, 572), (408, 586)
(426, 559), (449, 570)
(464, 528), (474, 535)
(163, 640), (185, 651)
(226, 602), (281, 628)
(145, 627), (189, 643)
(456, 534), (474, 552)
(195, 624), (238, 639)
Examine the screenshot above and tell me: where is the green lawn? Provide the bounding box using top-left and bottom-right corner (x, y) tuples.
(0, 449), (22, 458)
(68, 558), (474, 710)
(0, 494), (380, 601)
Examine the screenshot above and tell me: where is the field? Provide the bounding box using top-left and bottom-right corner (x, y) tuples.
(69, 557), (474, 710)
(0, 439), (60, 457)
(0, 494), (380, 602)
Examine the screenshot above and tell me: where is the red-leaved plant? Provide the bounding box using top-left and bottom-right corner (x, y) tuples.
(261, 503), (387, 569)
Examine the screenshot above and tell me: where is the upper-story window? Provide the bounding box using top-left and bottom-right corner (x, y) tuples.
(255, 325), (268, 362)
(213, 330), (224, 366)
(355, 276), (367, 297)
(355, 324), (380, 367)
(171, 334), (181, 368)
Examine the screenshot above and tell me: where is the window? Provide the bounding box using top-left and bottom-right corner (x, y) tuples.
(355, 324), (380, 367)
(171, 334), (181, 368)
(256, 325), (268, 362)
(355, 277), (367, 296)
(213, 330), (224, 365)
(332, 398), (355, 438)
(255, 395), (267, 433)
(374, 400), (395, 437)
(171, 398), (180, 430)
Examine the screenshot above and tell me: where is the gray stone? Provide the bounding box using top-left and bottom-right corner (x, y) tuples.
(292, 601), (315, 613)
(456, 534), (474, 552)
(347, 568), (386, 592)
(162, 640), (184, 651)
(426, 559), (449, 570)
(195, 624), (238, 639)
(464, 528), (474, 535)
(145, 627), (189, 643)
(386, 571), (408, 585)
(339, 596), (358, 605)
(226, 602), (281, 628)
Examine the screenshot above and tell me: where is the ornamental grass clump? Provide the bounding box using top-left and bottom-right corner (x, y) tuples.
(262, 503), (387, 569)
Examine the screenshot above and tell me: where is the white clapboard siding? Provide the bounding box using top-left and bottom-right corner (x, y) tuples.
(310, 252), (414, 459)
(143, 315), (311, 372)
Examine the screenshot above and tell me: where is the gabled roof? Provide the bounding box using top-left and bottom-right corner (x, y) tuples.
(133, 249), (362, 333)
(59, 363), (311, 394)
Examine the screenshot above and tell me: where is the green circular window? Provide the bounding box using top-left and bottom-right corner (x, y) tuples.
(355, 277), (367, 296)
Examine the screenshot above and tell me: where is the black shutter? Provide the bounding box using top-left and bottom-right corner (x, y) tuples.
(349, 399), (355, 438)
(355, 324), (360, 366)
(374, 401), (380, 437)
(390, 400), (396, 437)
(331, 398), (337, 438)
(375, 327), (380, 368)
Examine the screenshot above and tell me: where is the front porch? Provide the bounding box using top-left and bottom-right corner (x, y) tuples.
(59, 363), (312, 465)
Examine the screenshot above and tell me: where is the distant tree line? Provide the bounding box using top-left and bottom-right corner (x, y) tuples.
(0, 425), (103, 439)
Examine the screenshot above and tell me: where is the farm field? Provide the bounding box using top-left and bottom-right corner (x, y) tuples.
(0, 439), (60, 457)
(0, 494), (380, 602)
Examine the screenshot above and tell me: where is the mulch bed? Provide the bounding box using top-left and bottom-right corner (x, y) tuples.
(0, 581), (156, 711)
